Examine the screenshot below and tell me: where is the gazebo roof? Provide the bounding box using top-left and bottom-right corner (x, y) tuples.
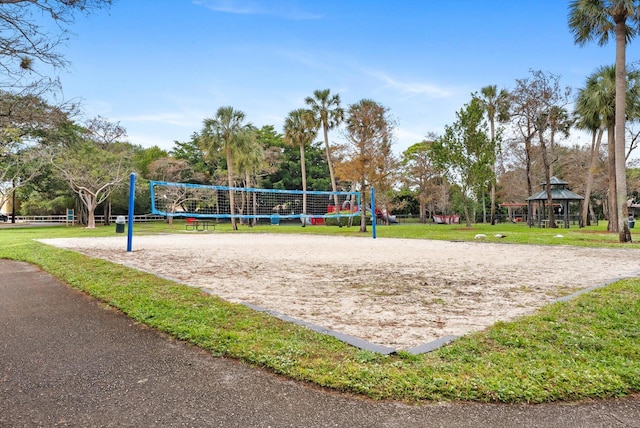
(526, 176), (584, 227)
(540, 176), (568, 186)
(526, 176), (584, 201)
(526, 188), (584, 201)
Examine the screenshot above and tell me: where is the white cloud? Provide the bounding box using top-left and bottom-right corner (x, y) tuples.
(127, 132), (174, 150)
(193, 0), (323, 20)
(365, 70), (454, 98)
(119, 113), (197, 128)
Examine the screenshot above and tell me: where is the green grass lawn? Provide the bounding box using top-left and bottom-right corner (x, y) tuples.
(1, 220), (639, 403)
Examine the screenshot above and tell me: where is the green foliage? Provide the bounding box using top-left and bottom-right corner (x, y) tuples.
(171, 133), (220, 180)
(18, 192), (72, 215)
(391, 187), (419, 215)
(15, 162), (74, 215)
(430, 97), (493, 225)
(133, 145), (168, 179)
(256, 124), (285, 148)
(324, 212), (364, 226)
(51, 137), (135, 226)
(431, 98), (493, 194)
(262, 141), (331, 191)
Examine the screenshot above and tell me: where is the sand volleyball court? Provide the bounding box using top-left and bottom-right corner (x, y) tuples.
(41, 233), (640, 350)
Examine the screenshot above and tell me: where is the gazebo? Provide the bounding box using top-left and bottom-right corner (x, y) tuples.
(526, 177), (584, 228)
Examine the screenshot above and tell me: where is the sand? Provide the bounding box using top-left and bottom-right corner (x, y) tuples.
(40, 233), (640, 350)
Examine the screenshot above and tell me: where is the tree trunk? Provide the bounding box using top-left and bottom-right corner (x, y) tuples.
(607, 125), (618, 232)
(252, 192), (258, 226)
(489, 117), (496, 225)
(359, 180), (367, 233)
(86, 198), (97, 229)
(300, 143), (308, 226)
(78, 191), (98, 229)
(322, 123), (341, 225)
(419, 195), (426, 224)
(539, 135), (556, 228)
(582, 128), (603, 226)
(524, 133), (534, 226)
(226, 146), (237, 230)
(244, 172), (250, 227)
(524, 124), (535, 197)
(238, 191), (244, 226)
(615, 20), (631, 242)
(463, 196), (471, 228)
(482, 189), (487, 223)
(103, 200), (111, 226)
(87, 210), (96, 229)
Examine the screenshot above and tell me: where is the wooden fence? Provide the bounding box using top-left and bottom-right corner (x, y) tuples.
(2, 214), (165, 224)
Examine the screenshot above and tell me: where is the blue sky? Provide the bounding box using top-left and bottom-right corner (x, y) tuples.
(54, 0), (634, 155)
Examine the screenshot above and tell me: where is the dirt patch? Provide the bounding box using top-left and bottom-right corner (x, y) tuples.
(40, 233), (640, 350)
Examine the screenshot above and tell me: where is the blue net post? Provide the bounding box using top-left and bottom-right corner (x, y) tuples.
(127, 173), (136, 252)
(371, 187), (376, 239)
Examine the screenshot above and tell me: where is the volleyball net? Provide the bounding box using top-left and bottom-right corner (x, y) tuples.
(149, 180), (361, 223)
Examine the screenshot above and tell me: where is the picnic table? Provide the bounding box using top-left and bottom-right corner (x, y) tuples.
(185, 218), (215, 231)
(540, 219), (567, 228)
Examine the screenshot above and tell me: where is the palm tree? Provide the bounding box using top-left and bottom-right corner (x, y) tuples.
(305, 89), (344, 217)
(283, 108), (318, 225)
(234, 128), (262, 226)
(200, 106), (251, 230)
(575, 65), (618, 229)
(477, 85), (509, 225)
(569, 0), (640, 241)
(575, 87), (606, 227)
(574, 65), (640, 229)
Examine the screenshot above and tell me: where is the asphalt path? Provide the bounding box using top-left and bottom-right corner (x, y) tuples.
(1, 258), (639, 427)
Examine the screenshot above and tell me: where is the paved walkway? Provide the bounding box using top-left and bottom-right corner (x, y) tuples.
(1, 259), (639, 427)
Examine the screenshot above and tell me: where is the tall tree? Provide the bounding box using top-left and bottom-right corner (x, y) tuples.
(576, 66), (618, 227)
(401, 135), (439, 224)
(574, 65), (640, 228)
(52, 120), (132, 228)
(253, 125), (284, 186)
(477, 85), (510, 225)
(0, 1), (111, 217)
(234, 127), (263, 225)
(509, 70), (571, 227)
(569, 0), (640, 241)
(538, 104), (573, 228)
(305, 89), (344, 217)
(0, 136), (42, 214)
(0, 91), (72, 212)
(0, 95), (66, 214)
(430, 97), (493, 228)
(509, 74), (541, 203)
(283, 108), (318, 224)
(200, 106), (251, 230)
(524, 71), (572, 228)
(341, 99), (396, 232)
(575, 72), (605, 227)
